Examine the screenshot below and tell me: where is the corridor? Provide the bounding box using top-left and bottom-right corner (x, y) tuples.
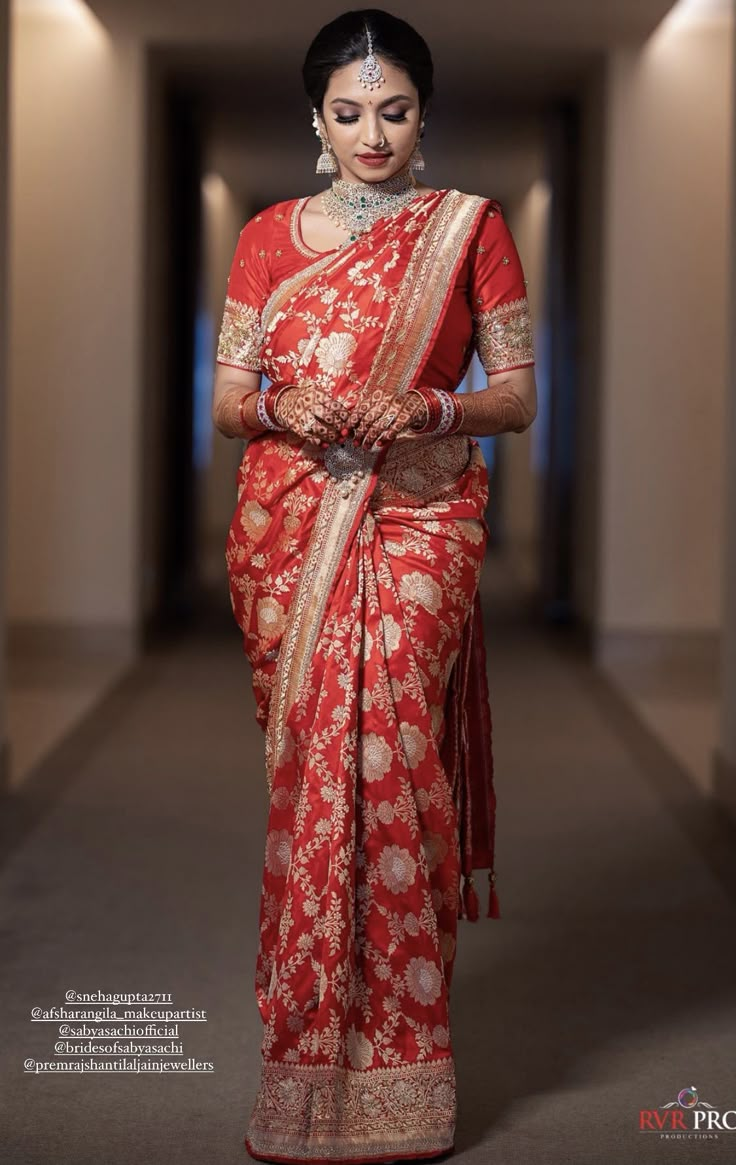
(2, 557), (735, 1165)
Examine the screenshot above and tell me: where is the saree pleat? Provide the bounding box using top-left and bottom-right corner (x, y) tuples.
(229, 436), (488, 1161)
(223, 188), (501, 1162)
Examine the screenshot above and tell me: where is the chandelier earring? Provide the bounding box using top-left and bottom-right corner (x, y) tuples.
(312, 108), (338, 175)
(409, 121), (426, 172)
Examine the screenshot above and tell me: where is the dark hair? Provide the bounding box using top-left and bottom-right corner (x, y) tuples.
(302, 9), (434, 119)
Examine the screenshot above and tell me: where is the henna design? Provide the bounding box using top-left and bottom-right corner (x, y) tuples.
(273, 381), (351, 444)
(212, 387), (260, 438)
(351, 389), (426, 449)
(458, 385), (534, 435)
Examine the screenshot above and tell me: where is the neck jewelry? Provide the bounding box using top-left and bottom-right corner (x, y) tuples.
(321, 169), (419, 241)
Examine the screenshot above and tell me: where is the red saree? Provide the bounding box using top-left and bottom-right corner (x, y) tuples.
(217, 187), (534, 1163)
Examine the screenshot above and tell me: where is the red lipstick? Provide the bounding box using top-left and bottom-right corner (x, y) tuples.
(356, 153), (392, 167)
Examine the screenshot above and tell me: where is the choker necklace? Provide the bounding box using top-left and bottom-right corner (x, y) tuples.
(321, 169), (420, 242)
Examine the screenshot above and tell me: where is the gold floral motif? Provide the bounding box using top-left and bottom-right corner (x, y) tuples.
(373, 433), (472, 508)
(246, 1057), (456, 1161)
(472, 296), (535, 374)
(217, 296), (263, 370)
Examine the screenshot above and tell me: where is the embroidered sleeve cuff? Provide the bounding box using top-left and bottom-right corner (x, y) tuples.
(472, 296), (535, 375)
(216, 297), (264, 371)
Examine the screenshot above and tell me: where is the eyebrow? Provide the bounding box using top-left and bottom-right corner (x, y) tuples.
(329, 94), (413, 107)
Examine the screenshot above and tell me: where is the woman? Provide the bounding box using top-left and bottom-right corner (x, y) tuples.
(212, 10), (537, 1163)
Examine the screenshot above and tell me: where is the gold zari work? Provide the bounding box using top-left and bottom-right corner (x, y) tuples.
(246, 1057), (456, 1161)
(473, 295), (534, 374)
(217, 296), (264, 371)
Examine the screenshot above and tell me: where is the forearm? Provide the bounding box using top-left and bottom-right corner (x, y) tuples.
(212, 386), (264, 440)
(455, 383), (535, 437)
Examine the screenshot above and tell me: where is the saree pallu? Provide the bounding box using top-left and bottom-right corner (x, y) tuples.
(225, 189), (499, 1163)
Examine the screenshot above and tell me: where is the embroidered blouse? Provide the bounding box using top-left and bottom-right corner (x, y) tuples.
(216, 193), (535, 386)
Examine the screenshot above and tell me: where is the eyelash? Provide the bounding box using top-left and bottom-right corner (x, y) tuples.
(334, 114), (408, 124)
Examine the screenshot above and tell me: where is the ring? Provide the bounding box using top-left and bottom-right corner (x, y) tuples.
(385, 413), (396, 425)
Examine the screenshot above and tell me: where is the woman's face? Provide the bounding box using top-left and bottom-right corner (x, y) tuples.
(317, 56), (422, 184)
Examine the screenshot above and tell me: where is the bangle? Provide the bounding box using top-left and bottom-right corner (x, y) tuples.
(408, 389), (430, 431)
(255, 384), (289, 431)
(238, 391), (257, 434)
(408, 387), (464, 436)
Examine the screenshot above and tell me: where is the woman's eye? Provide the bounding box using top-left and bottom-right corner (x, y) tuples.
(334, 113), (409, 125)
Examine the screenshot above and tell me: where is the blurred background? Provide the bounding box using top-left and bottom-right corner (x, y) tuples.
(1, 4), (736, 1162)
(1, 0), (734, 812)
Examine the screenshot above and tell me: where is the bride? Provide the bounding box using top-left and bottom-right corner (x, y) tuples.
(211, 8), (537, 1163)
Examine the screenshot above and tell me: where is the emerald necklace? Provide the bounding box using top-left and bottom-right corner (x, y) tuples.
(321, 169), (420, 242)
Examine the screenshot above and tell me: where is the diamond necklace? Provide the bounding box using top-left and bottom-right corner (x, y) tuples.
(321, 168), (420, 242)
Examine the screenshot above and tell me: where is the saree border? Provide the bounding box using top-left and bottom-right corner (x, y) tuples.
(265, 190), (490, 791)
(245, 1055), (455, 1162)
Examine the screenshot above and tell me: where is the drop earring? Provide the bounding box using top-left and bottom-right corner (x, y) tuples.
(409, 122), (426, 172)
(313, 108), (338, 175)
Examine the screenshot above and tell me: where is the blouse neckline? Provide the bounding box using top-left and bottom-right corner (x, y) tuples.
(289, 189), (446, 259)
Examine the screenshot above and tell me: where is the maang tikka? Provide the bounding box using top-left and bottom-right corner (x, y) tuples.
(357, 25), (385, 91)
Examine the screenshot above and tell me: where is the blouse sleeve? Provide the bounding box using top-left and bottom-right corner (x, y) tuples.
(469, 199), (535, 376)
(216, 213), (272, 372)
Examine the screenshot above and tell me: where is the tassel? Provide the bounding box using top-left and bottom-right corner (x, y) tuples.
(487, 870), (500, 919)
(457, 889), (465, 920)
(462, 874), (479, 921)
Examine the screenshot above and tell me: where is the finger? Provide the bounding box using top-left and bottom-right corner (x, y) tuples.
(354, 401), (387, 442)
(355, 412), (383, 444)
(361, 397), (405, 448)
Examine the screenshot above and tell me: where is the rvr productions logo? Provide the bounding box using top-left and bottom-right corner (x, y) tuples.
(640, 1086), (736, 1134)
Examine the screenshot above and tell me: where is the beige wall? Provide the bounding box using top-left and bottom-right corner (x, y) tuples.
(0, 0), (9, 787)
(8, 4), (143, 634)
(505, 181), (551, 588)
(716, 6), (736, 798)
(575, 68), (607, 630)
(598, 16), (733, 633)
(199, 171), (246, 579)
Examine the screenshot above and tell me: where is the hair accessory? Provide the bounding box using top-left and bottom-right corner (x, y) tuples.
(357, 25), (385, 91)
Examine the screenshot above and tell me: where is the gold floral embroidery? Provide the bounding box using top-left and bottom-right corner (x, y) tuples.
(472, 296), (534, 374)
(217, 296), (263, 370)
(246, 1058), (455, 1161)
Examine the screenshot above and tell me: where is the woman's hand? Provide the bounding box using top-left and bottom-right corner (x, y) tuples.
(348, 389), (428, 450)
(274, 380), (351, 444)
